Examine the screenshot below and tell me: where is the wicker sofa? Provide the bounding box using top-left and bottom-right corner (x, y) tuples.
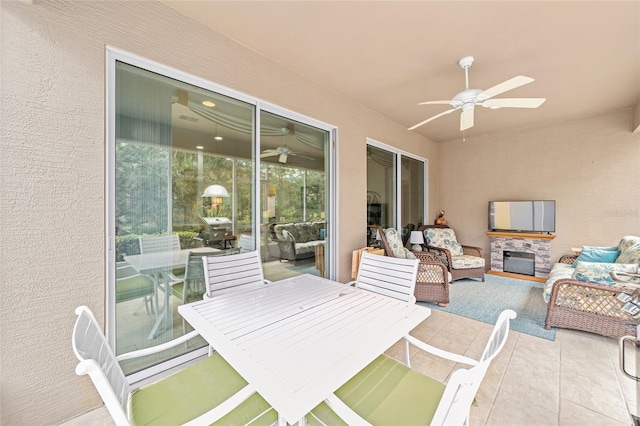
(273, 222), (325, 263)
(544, 236), (640, 338)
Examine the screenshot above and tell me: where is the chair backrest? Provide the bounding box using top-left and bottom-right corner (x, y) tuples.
(378, 227), (417, 260)
(181, 251), (207, 303)
(238, 234), (255, 253)
(72, 306), (131, 425)
(432, 309), (517, 425)
(356, 251), (419, 303)
(203, 250), (266, 297)
(139, 234), (181, 254)
(423, 227), (463, 256)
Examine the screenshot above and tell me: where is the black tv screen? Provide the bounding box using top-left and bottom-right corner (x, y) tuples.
(488, 200), (555, 233)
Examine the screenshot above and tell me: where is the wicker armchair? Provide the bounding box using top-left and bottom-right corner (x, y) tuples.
(544, 254), (636, 338)
(377, 226), (450, 307)
(420, 225), (485, 282)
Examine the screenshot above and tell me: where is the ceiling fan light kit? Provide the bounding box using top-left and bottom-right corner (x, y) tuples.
(409, 56), (546, 133)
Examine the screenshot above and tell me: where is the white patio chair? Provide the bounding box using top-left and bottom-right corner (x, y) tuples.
(115, 261), (154, 315)
(347, 250), (419, 303)
(72, 305), (277, 425)
(238, 233), (255, 253)
(169, 251), (207, 334)
(309, 309), (517, 426)
(138, 234), (181, 254)
(203, 250), (271, 298)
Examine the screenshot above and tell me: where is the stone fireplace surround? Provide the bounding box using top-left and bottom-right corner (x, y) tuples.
(486, 231), (556, 282)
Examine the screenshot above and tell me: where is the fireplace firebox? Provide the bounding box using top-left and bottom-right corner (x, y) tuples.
(503, 251), (535, 276)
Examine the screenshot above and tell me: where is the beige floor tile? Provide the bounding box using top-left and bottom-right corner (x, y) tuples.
(559, 398), (629, 425)
(486, 394), (558, 426)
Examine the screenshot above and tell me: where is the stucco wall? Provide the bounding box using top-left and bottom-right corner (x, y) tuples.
(437, 109), (640, 265)
(0, 1), (438, 424)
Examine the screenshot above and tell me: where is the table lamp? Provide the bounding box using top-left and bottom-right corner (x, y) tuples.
(410, 231), (424, 252)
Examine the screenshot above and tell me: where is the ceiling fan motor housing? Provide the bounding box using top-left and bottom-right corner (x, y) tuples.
(452, 88), (482, 108)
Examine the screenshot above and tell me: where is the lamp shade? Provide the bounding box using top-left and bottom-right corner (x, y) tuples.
(201, 184), (229, 198)
(409, 231), (424, 245)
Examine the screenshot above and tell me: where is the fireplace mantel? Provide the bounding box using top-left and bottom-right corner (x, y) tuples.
(486, 231), (556, 241)
(486, 231), (556, 283)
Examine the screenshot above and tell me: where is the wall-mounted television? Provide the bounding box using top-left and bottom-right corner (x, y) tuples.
(488, 200), (556, 233)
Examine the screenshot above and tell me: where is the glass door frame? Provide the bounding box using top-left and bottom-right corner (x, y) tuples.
(106, 46), (337, 383)
(366, 138), (428, 231)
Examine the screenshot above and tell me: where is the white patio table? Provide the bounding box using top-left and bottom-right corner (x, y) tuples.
(124, 247), (217, 339)
(178, 273), (431, 424)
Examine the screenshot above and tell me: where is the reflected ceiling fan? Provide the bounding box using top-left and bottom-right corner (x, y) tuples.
(409, 56), (546, 132)
(261, 124), (314, 164)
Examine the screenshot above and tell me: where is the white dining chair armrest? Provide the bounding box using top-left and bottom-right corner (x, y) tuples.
(264, 279), (272, 284)
(404, 335), (479, 367)
(345, 280), (357, 287)
(116, 330), (200, 361)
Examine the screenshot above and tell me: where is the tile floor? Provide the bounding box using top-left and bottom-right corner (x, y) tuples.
(65, 288), (636, 425)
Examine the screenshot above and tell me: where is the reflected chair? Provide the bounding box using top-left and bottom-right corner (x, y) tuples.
(378, 227), (450, 306)
(169, 251), (207, 334)
(347, 251), (419, 303)
(401, 223), (416, 247)
(203, 251), (271, 298)
(421, 225), (486, 282)
(138, 234), (181, 254)
(115, 262), (155, 315)
(72, 306), (276, 425)
(309, 309), (517, 426)
(237, 234), (255, 253)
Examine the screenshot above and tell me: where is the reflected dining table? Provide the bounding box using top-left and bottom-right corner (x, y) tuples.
(178, 273), (431, 424)
(124, 247), (217, 339)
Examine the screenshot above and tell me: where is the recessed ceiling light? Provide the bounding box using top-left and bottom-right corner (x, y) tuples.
(202, 100), (215, 107)
(214, 136), (223, 141)
(196, 146), (204, 150)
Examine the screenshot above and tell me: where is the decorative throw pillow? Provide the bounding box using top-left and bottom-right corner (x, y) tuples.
(616, 242), (640, 265)
(571, 261), (638, 285)
(424, 228), (463, 256)
(617, 236), (640, 255)
(383, 228), (416, 260)
(571, 247), (620, 266)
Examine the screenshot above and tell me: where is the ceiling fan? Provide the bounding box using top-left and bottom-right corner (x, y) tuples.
(409, 56), (546, 132)
(261, 124), (314, 164)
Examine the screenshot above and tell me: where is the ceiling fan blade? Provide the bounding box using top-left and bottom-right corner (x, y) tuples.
(278, 153), (288, 163)
(408, 108), (457, 131)
(417, 100), (454, 106)
(460, 108), (474, 131)
(292, 153), (315, 161)
(481, 98), (546, 109)
(477, 76), (534, 101)
(260, 151), (278, 158)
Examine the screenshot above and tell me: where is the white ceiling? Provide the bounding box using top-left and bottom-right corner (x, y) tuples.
(163, 1), (640, 143)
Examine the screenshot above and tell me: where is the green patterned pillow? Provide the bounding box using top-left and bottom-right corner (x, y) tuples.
(424, 228), (463, 256)
(616, 241), (640, 265)
(383, 228), (416, 260)
(572, 261), (638, 285)
(617, 236), (640, 254)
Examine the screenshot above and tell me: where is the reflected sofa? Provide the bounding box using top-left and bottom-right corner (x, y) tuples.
(273, 222), (325, 263)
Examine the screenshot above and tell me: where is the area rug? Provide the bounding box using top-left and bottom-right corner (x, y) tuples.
(421, 274), (556, 341)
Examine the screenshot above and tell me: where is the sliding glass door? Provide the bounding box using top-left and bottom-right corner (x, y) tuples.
(108, 50), (335, 380)
(366, 139), (427, 247)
